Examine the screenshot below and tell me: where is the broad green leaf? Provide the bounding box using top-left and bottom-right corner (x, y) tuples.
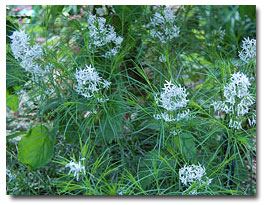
(6, 92), (19, 112)
(18, 125), (54, 169)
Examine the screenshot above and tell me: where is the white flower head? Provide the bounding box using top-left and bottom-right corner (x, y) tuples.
(10, 30), (30, 60)
(96, 7), (106, 16)
(179, 163), (206, 186)
(97, 97), (109, 103)
(238, 37), (256, 63)
(248, 110), (256, 127)
(27, 44), (43, 58)
(148, 7), (180, 43)
(179, 164), (212, 189)
(212, 72), (255, 130)
(228, 119), (242, 130)
(87, 13), (123, 58)
(153, 112), (175, 122)
(154, 80), (189, 122)
(10, 30), (51, 81)
(75, 64), (110, 99)
(170, 130), (179, 136)
(158, 80), (188, 111)
(102, 79), (111, 89)
(189, 189), (198, 195)
(117, 190), (123, 195)
(6, 169), (16, 182)
(65, 160), (85, 181)
(159, 54), (166, 63)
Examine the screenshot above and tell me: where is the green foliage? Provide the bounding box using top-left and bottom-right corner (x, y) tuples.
(6, 91), (19, 112)
(18, 125), (54, 169)
(98, 98), (125, 143)
(6, 5), (256, 196)
(172, 132), (197, 162)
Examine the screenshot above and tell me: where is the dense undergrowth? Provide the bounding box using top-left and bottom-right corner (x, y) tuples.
(6, 5), (256, 196)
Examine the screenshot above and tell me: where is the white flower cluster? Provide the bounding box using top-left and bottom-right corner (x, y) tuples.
(148, 7), (180, 43)
(75, 64), (111, 99)
(238, 37), (256, 63)
(10, 30), (50, 79)
(10, 30), (30, 60)
(117, 190), (124, 195)
(95, 7), (106, 16)
(87, 13), (123, 58)
(179, 164), (212, 187)
(154, 80), (189, 122)
(6, 169), (16, 182)
(157, 80), (188, 111)
(65, 160), (85, 181)
(170, 130), (179, 136)
(248, 110), (256, 127)
(212, 72), (255, 129)
(159, 54), (166, 63)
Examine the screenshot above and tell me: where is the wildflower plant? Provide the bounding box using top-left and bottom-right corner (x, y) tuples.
(6, 5), (256, 196)
(179, 164), (213, 196)
(179, 163), (212, 187)
(87, 12), (123, 58)
(238, 37), (256, 64)
(75, 64), (111, 101)
(147, 6), (180, 43)
(154, 80), (190, 122)
(65, 159), (85, 181)
(212, 72), (255, 130)
(10, 30), (30, 60)
(10, 30), (51, 81)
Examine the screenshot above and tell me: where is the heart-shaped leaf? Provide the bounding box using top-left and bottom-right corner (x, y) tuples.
(18, 125), (54, 169)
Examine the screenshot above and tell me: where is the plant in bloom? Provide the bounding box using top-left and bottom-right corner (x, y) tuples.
(10, 30), (30, 60)
(10, 30), (51, 80)
(65, 160), (85, 181)
(6, 5), (256, 196)
(159, 54), (166, 63)
(75, 64), (111, 99)
(238, 37), (256, 63)
(87, 13), (123, 58)
(95, 7), (106, 16)
(179, 163), (212, 187)
(212, 72), (255, 129)
(154, 80), (189, 122)
(248, 110), (256, 127)
(147, 6), (180, 43)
